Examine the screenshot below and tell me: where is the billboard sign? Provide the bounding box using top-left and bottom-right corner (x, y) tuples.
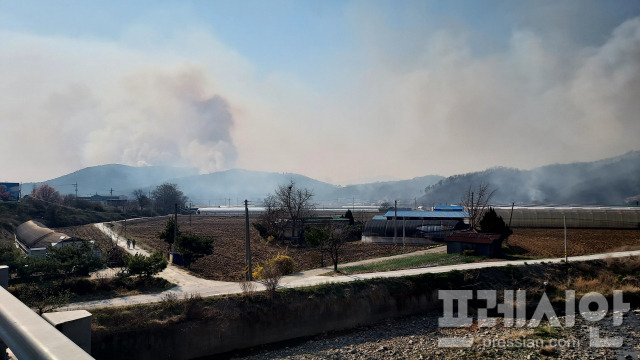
(0, 183), (20, 201)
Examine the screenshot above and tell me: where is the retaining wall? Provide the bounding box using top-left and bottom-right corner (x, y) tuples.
(92, 286), (439, 360)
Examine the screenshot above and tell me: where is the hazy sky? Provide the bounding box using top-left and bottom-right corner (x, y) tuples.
(2, 1), (639, 184)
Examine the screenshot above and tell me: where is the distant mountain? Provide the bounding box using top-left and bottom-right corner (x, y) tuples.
(176, 169), (339, 205)
(329, 175), (444, 205)
(23, 164), (199, 199)
(24, 151), (638, 207)
(23, 165), (443, 207)
(419, 151), (640, 206)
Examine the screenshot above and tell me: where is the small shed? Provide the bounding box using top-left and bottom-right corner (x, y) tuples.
(445, 232), (502, 257)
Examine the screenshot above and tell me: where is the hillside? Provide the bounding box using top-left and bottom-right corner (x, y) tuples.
(22, 166), (443, 206)
(16, 150), (640, 207)
(23, 164), (199, 200)
(419, 151), (640, 206)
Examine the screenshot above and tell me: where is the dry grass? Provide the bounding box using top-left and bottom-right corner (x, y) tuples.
(554, 255), (640, 296)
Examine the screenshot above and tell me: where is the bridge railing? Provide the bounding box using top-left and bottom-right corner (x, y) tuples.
(0, 265), (94, 360)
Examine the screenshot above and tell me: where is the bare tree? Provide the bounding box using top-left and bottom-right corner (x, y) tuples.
(132, 189), (151, 212)
(327, 226), (349, 272)
(31, 184), (63, 204)
(259, 194), (287, 240)
(151, 183), (187, 215)
(461, 182), (496, 230)
(274, 180), (314, 243)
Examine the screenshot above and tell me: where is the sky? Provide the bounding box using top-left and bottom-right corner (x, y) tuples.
(1, 0), (640, 185)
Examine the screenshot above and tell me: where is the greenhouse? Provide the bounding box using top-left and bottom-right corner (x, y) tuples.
(493, 206), (640, 229)
(362, 210), (468, 245)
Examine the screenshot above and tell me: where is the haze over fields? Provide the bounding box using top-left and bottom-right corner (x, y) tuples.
(2, 1), (640, 185)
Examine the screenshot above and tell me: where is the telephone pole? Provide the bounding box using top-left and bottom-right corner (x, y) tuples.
(393, 200), (398, 245)
(173, 203), (178, 253)
(245, 200), (252, 281)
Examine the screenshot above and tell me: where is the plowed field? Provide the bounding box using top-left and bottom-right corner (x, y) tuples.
(100, 215), (640, 281)
(114, 215), (435, 281)
(508, 228), (640, 258)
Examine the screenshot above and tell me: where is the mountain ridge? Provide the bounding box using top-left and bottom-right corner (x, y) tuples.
(21, 150), (640, 207)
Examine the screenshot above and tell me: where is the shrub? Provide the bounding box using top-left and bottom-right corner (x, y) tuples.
(252, 253), (293, 297)
(175, 232), (214, 269)
(124, 251), (168, 278)
(462, 249), (477, 256)
(272, 254), (296, 275)
(260, 264), (282, 296)
(12, 281), (71, 315)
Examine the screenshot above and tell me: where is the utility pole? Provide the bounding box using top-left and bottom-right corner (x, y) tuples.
(393, 200), (397, 245)
(173, 203), (178, 253)
(508, 202), (514, 228)
(73, 182), (78, 200)
(245, 200), (252, 281)
(189, 201), (192, 227)
(564, 215), (568, 263)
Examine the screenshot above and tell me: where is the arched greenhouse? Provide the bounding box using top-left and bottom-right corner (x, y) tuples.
(493, 206), (640, 229)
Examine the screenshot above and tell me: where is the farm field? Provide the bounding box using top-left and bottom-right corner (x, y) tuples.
(76, 215), (640, 281)
(111, 215), (436, 281)
(508, 227), (640, 258)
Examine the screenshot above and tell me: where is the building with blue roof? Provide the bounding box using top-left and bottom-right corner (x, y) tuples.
(363, 208), (470, 245)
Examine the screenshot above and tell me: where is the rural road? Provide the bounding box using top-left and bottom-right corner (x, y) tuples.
(62, 223), (640, 311)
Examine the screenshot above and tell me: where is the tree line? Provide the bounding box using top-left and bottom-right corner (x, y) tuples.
(29, 182), (189, 216)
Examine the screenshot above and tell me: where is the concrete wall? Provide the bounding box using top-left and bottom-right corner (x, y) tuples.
(92, 287), (439, 360)
(43, 310), (92, 354)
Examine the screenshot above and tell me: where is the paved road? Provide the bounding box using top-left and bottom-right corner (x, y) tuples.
(61, 224), (640, 311)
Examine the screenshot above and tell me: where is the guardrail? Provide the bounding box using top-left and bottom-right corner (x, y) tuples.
(0, 265), (94, 360)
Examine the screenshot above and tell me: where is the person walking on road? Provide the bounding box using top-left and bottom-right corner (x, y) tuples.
(126, 239), (131, 249)
(132, 239), (136, 249)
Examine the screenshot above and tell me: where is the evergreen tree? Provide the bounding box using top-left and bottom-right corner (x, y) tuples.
(158, 217), (180, 252)
(343, 209), (355, 225)
(479, 207), (513, 240)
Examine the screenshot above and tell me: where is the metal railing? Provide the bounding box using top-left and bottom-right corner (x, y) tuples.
(0, 266), (93, 360)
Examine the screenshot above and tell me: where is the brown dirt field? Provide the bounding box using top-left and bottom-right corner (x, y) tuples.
(62, 216), (640, 282)
(508, 228), (640, 258)
(111, 215), (434, 281)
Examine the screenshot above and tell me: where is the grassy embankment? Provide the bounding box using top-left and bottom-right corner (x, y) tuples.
(91, 255), (640, 333)
(326, 252), (483, 275)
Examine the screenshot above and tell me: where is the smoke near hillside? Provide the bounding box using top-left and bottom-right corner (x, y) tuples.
(420, 151), (640, 206)
(83, 67), (237, 174)
(22, 151), (640, 207)
(0, 33), (238, 181)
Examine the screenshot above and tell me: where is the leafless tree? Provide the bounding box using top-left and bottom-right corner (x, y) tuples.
(31, 184), (63, 205)
(461, 182), (496, 230)
(151, 183), (187, 215)
(260, 194), (287, 240)
(274, 180), (314, 243)
(327, 225), (349, 272)
(132, 189), (151, 212)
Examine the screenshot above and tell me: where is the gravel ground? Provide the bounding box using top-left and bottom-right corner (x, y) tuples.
(231, 309), (640, 360)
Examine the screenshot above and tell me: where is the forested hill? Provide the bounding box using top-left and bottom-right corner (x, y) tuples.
(419, 151), (640, 206)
